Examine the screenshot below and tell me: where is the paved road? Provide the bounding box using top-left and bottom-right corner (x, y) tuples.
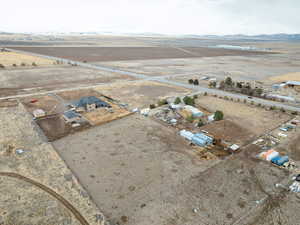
(6, 48), (300, 112)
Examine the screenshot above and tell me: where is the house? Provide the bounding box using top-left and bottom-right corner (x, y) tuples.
(72, 96), (111, 112)
(63, 111), (81, 123)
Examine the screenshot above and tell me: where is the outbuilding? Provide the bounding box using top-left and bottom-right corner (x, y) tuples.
(63, 111), (81, 123)
(33, 109), (46, 118)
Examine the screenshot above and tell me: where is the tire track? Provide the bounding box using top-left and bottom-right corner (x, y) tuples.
(0, 172), (90, 225)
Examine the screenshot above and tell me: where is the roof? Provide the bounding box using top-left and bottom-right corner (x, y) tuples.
(63, 111), (81, 119)
(286, 81), (300, 86)
(74, 96), (111, 108)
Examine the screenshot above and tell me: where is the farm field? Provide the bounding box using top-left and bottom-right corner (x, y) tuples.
(8, 46), (269, 62)
(0, 51), (54, 67)
(94, 80), (192, 109)
(0, 66), (136, 97)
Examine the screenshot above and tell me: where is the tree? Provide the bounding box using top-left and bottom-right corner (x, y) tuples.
(197, 119), (204, 127)
(254, 88), (263, 96)
(158, 99), (168, 106)
(219, 81), (225, 89)
(214, 110), (224, 121)
(183, 96), (195, 106)
(194, 79), (199, 85)
(174, 97), (181, 104)
(188, 79), (194, 84)
(209, 81), (217, 88)
(236, 82), (243, 89)
(225, 77), (233, 86)
(149, 104), (156, 109)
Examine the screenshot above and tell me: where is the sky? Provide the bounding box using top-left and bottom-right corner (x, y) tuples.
(1, 0), (300, 35)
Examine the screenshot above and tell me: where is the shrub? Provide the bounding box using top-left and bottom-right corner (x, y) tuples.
(243, 99), (247, 104)
(225, 77), (233, 86)
(224, 96), (229, 100)
(280, 107), (286, 113)
(270, 106), (276, 110)
(193, 79), (199, 85)
(204, 92), (208, 96)
(291, 111), (298, 115)
(193, 94), (198, 99)
(214, 110), (224, 121)
(0, 64), (5, 68)
(183, 96), (195, 106)
(174, 97), (181, 104)
(21, 62), (26, 66)
(32, 62), (37, 66)
(158, 99), (168, 106)
(149, 104), (156, 109)
(188, 79), (194, 84)
(12, 64), (17, 67)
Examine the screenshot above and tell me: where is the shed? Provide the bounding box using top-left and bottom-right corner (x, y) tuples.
(33, 109), (46, 118)
(194, 133), (214, 144)
(192, 136), (207, 147)
(179, 130), (194, 141)
(184, 105), (203, 118)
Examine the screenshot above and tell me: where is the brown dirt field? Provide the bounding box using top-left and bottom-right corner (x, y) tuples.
(201, 120), (253, 145)
(36, 116), (91, 142)
(0, 51), (54, 67)
(57, 89), (103, 101)
(9, 47), (270, 62)
(269, 72), (300, 82)
(196, 96), (291, 135)
(94, 81), (191, 108)
(21, 95), (61, 114)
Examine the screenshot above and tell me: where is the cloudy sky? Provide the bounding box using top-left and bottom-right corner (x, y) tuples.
(1, 0), (299, 35)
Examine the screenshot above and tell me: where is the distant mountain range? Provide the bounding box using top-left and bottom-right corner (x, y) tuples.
(184, 33), (300, 41)
(1, 31), (300, 40)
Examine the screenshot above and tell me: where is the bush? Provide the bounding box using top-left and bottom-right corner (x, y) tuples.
(243, 99), (247, 104)
(186, 115), (195, 123)
(12, 64), (17, 67)
(280, 107), (286, 113)
(0, 64), (5, 68)
(183, 96), (195, 106)
(193, 79), (199, 85)
(225, 77), (233, 86)
(270, 106), (276, 110)
(193, 94), (198, 99)
(197, 119), (204, 127)
(32, 62), (37, 66)
(174, 97), (181, 104)
(188, 79), (194, 84)
(158, 99), (168, 106)
(291, 111), (298, 115)
(149, 104), (156, 109)
(21, 62), (26, 66)
(214, 110), (224, 121)
(204, 92), (208, 96)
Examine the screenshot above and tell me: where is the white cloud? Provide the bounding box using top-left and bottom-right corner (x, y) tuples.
(1, 0), (299, 34)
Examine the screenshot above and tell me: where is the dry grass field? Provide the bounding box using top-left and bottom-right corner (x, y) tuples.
(269, 71), (300, 82)
(0, 51), (54, 67)
(94, 80), (192, 108)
